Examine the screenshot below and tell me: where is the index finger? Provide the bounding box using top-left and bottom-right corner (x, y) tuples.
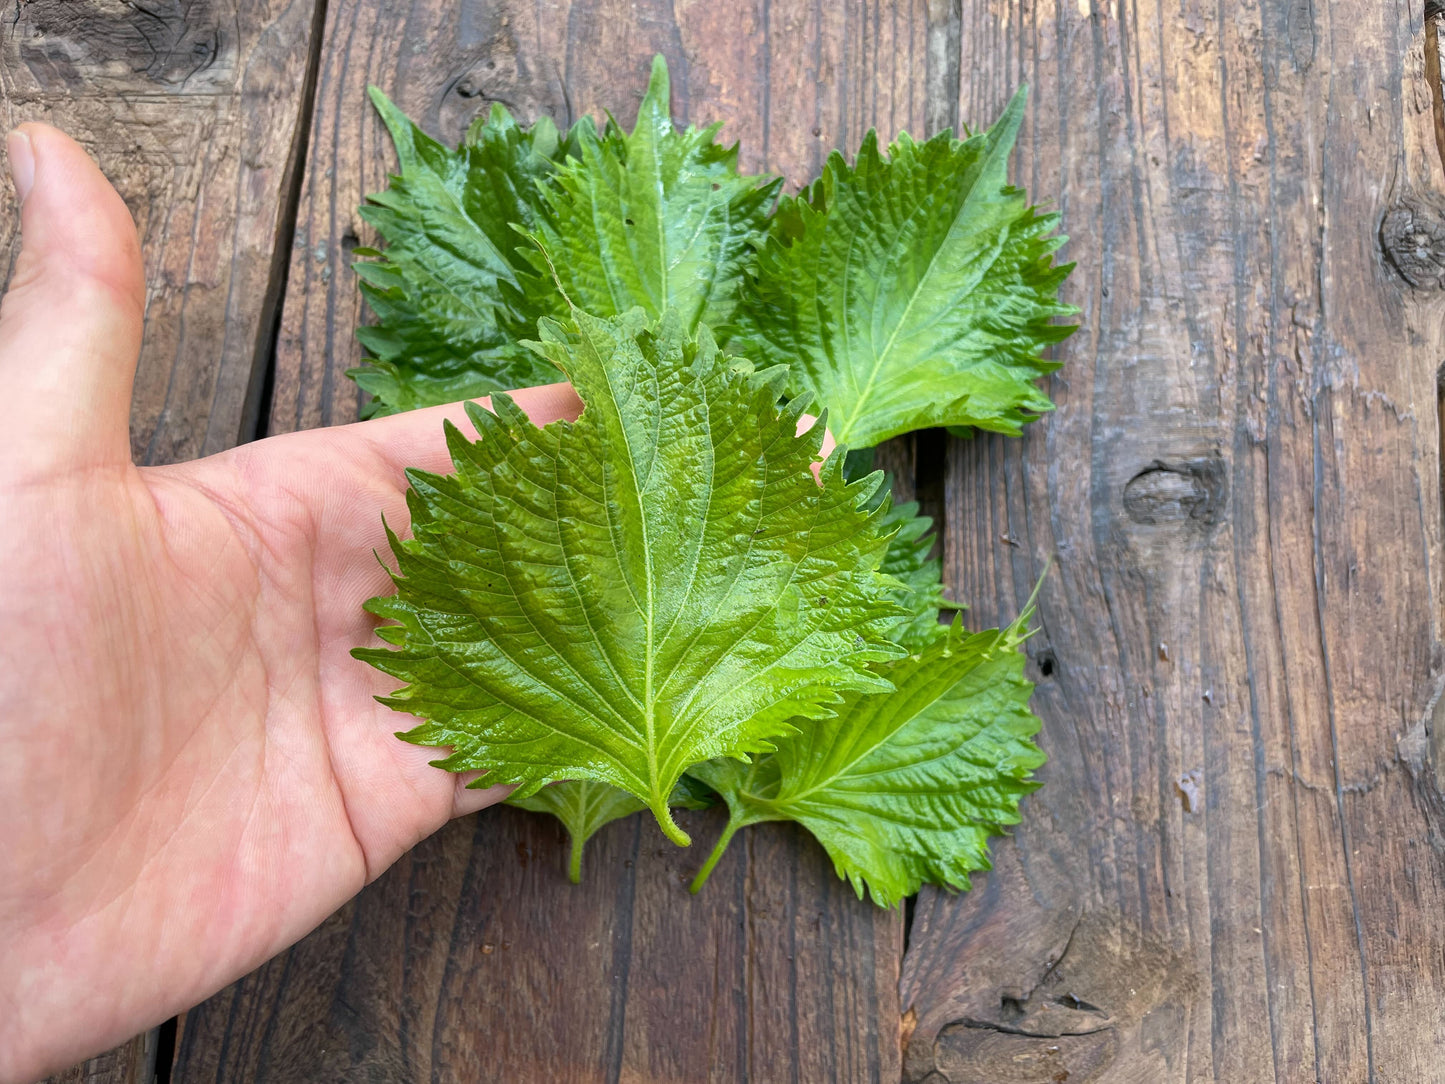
(347, 382), (584, 477)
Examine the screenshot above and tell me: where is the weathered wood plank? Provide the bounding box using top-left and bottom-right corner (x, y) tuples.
(37, 1033), (158, 1084)
(901, 2), (1445, 1081)
(174, 807), (903, 1082)
(0, 2), (323, 1081)
(175, 1), (952, 1079)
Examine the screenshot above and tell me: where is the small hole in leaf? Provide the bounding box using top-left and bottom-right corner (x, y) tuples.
(624, 217), (635, 226)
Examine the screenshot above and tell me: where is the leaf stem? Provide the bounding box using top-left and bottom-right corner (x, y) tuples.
(568, 831), (584, 884)
(654, 802), (692, 847)
(689, 816), (742, 894)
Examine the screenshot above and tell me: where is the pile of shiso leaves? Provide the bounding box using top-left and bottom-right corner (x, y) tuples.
(350, 57), (1075, 906)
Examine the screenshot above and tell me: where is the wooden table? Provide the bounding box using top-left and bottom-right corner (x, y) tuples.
(6, 1), (1444, 1080)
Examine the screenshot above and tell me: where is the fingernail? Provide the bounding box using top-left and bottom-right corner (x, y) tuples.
(6, 130), (35, 206)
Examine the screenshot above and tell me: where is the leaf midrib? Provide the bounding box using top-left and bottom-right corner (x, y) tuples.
(836, 170), (976, 444)
(593, 344), (663, 807)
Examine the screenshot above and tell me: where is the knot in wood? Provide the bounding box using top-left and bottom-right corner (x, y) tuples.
(440, 51), (568, 142)
(17, 0), (223, 87)
(1381, 201), (1445, 289)
(1122, 458), (1226, 528)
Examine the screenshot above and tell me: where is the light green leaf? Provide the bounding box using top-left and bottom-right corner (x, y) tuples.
(355, 309), (906, 846)
(689, 614), (1043, 906)
(508, 777), (716, 883)
(349, 91), (585, 415)
(734, 87), (1077, 448)
(534, 55), (781, 333)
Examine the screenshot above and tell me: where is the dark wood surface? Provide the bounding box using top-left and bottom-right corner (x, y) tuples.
(7, 0), (1445, 1081)
(0, 0), (324, 464)
(901, 3), (1445, 1082)
(172, 807), (902, 1083)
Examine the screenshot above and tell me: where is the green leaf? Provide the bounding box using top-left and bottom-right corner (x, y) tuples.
(837, 454), (947, 646)
(734, 87), (1077, 448)
(355, 309), (906, 846)
(534, 55), (781, 333)
(688, 614), (1043, 906)
(849, 457), (947, 647)
(349, 91), (586, 415)
(877, 498), (948, 649)
(508, 776), (717, 882)
(671, 773), (720, 811)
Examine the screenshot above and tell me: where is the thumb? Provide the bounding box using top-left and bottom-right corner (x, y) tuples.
(0, 124), (144, 477)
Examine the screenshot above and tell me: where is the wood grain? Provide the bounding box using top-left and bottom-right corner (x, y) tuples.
(38, 1033), (159, 1084)
(0, 1), (323, 1080)
(176, 1), (948, 1079)
(900, 2), (1445, 1081)
(175, 807), (903, 1082)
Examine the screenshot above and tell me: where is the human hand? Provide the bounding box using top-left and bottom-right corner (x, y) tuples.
(0, 125), (583, 1082)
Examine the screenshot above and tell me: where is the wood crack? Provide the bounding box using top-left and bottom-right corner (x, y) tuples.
(1428, 3), (1445, 181)
(240, 0), (331, 444)
(958, 1017), (1115, 1040)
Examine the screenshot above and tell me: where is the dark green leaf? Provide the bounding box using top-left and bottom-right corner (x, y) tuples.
(533, 56), (781, 333)
(349, 91), (587, 415)
(877, 498), (948, 648)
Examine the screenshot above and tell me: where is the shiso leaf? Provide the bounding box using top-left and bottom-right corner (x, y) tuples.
(733, 87), (1077, 448)
(688, 613), (1043, 907)
(532, 55), (781, 333)
(355, 308), (905, 845)
(349, 90), (585, 415)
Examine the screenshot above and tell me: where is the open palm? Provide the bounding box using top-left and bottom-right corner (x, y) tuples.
(0, 126), (583, 1083)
